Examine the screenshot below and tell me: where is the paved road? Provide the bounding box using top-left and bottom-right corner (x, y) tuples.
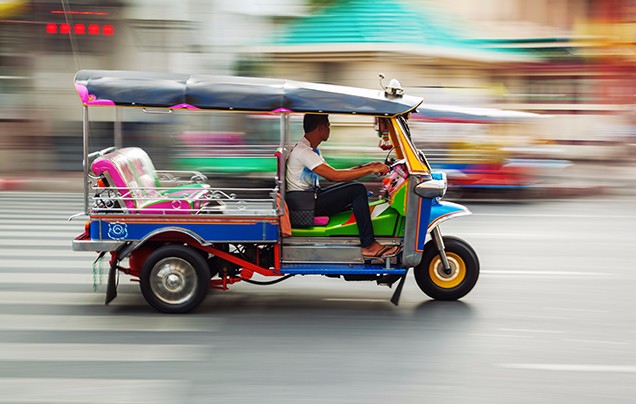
(0, 191), (635, 403)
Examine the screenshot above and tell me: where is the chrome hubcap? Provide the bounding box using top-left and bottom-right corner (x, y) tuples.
(432, 256), (460, 281)
(150, 257), (198, 305)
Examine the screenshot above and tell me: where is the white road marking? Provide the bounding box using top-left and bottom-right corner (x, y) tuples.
(499, 328), (565, 334)
(544, 307), (609, 313)
(0, 314), (220, 332)
(0, 212), (81, 218)
(1, 239), (85, 247)
(499, 364), (636, 373)
(564, 338), (630, 346)
(475, 213), (636, 219)
(0, 225), (81, 232)
(0, 260), (92, 269)
(0, 250), (96, 258)
(0, 219), (80, 225)
(470, 333), (533, 339)
(0, 291), (140, 305)
(0, 378), (189, 403)
(0, 273), (102, 285)
(482, 270), (612, 277)
(0, 343), (207, 362)
(459, 232), (595, 239)
(323, 298), (387, 303)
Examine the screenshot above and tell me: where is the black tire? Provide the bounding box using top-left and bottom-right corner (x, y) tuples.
(414, 236), (479, 301)
(140, 244), (210, 313)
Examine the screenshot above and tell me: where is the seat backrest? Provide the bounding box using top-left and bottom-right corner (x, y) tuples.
(275, 147), (329, 229)
(91, 147), (161, 211)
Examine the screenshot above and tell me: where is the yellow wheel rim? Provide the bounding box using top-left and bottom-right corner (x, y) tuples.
(428, 252), (466, 289)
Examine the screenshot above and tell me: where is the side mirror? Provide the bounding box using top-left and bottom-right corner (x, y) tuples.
(414, 173), (447, 199)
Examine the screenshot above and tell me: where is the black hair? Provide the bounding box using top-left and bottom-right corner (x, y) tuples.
(303, 114), (329, 133)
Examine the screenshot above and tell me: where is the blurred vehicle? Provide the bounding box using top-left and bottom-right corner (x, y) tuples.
(172, 124), (382, 187)
(410, 104), (569, 197)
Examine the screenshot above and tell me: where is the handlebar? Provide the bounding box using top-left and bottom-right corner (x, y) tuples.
(88, 147), (116, 160)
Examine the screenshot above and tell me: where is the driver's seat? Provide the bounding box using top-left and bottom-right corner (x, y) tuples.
(274, 149), (329, 229)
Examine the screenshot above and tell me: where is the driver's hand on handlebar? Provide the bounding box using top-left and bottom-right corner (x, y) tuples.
(367, 161), (390, 176)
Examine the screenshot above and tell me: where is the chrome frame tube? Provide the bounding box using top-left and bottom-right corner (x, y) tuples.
(83, 106), (89, 214)
(431, 226), (452, 275)
(279, 113), (290, 199)
(114, 107), (123, 149)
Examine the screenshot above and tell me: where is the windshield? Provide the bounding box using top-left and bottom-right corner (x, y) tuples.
(397, 115), (431, 171)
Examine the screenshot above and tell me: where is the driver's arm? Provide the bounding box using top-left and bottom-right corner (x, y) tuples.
(313, 162), (389, 182)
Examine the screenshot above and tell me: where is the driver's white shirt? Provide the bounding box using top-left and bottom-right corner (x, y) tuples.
(286, 137), (325, 191)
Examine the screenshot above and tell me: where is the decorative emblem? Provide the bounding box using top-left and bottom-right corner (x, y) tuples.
(107, 222), (128, 240)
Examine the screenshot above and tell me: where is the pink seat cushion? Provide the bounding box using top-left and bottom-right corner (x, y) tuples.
(91, 147), (207, 214)
(313, 216), (329, 226)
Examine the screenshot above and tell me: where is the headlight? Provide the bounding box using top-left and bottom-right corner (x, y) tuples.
(414, 172), (447, 199)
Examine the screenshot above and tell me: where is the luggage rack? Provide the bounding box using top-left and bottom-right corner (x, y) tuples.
(90, 184), (278, 217)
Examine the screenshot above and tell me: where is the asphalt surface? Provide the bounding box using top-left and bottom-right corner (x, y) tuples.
(0, 191), (635, 403)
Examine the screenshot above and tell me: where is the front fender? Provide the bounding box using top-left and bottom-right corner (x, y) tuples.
(403, 192), (471, 268)
(428, 200), (471, 233)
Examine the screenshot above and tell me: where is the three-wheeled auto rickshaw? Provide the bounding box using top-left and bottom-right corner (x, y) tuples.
(71, 70), (480, 313)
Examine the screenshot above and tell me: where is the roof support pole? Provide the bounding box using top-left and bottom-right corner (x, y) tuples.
(114, 107), (123, 150)
(279, 113), (290, 198)
(82, 105), (89, 214)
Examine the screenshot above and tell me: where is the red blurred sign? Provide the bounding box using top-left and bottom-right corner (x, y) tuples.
(45, 23), (114, 36)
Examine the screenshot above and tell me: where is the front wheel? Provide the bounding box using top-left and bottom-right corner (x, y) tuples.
(414, 236), (479, 301)
(140, 244), (210, 313)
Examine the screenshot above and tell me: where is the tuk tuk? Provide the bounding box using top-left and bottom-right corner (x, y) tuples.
(71, 70), (479, 313)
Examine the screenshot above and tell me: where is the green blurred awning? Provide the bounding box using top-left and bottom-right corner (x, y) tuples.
(250, 0), (540, 63)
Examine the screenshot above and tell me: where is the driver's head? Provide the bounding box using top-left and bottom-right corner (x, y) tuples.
(304, 114), (330, 142)
(304, 114), (329, 133)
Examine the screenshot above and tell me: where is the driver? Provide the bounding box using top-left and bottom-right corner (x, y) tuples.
(286, 114), (401, 259)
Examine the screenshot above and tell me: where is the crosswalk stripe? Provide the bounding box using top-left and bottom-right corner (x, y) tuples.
(0, 235), (80, 242)
(0, 260), (94, 269)
(0, 228), (81, 234)
(0, 273), (104, 285)
(0, 378), (188, 404)
(0, 250), (96, 258)
(0, 192), (81, 199)
(0, 314), (220, 332)
(0, 291), (138, 305)
(0, 343), (207, 362)
(0, 219), (81, 225)
(0, 209), (80, 221)
(1, 239), (83, 247)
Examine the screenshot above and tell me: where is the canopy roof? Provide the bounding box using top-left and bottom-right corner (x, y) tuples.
(74, 70), (422, 116)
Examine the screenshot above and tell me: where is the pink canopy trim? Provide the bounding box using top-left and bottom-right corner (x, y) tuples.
(272, 108), (293, 113)
(170, 103), (200, 110)
(75, 83), (115, 106)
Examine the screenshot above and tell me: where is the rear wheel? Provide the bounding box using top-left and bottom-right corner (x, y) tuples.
(414, 236), (479, 301)
(140, 244), (210, 313)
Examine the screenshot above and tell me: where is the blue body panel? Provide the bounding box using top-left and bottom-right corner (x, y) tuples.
(415, 198), (433, 252)
(280, 263), (406, 275)
(90, 220), (279, 243)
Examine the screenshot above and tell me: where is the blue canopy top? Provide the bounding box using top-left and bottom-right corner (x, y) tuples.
(74, 70), (423, 117)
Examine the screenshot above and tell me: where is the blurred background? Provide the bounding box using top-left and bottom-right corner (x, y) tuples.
(1, 3), (636, 401)
(1, 0), (635, 197)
